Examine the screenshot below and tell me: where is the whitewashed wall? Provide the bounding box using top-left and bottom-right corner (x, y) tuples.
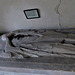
(59, 0), (75, 28)
(0, 0), (75, 32)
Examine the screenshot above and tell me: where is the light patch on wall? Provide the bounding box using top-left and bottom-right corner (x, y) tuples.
(23, 9), (40, 19)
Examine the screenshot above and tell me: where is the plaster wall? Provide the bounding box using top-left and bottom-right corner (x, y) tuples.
(0, 0), (75, 32)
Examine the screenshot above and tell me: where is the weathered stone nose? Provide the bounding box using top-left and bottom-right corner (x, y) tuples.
(1, 34), (7, 41)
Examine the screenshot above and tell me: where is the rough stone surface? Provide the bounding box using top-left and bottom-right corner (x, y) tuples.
(0, 29), (75, 58)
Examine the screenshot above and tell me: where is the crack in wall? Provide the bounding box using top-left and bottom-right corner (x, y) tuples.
(55, 0), (62, 29)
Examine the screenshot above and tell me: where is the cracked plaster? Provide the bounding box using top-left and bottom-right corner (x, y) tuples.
(55, 0), (62, 29)
(0, 0), (75, 32)
(58, 0), (75, 28)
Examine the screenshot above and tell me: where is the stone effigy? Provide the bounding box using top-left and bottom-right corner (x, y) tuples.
(0, 29), (75, 59)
